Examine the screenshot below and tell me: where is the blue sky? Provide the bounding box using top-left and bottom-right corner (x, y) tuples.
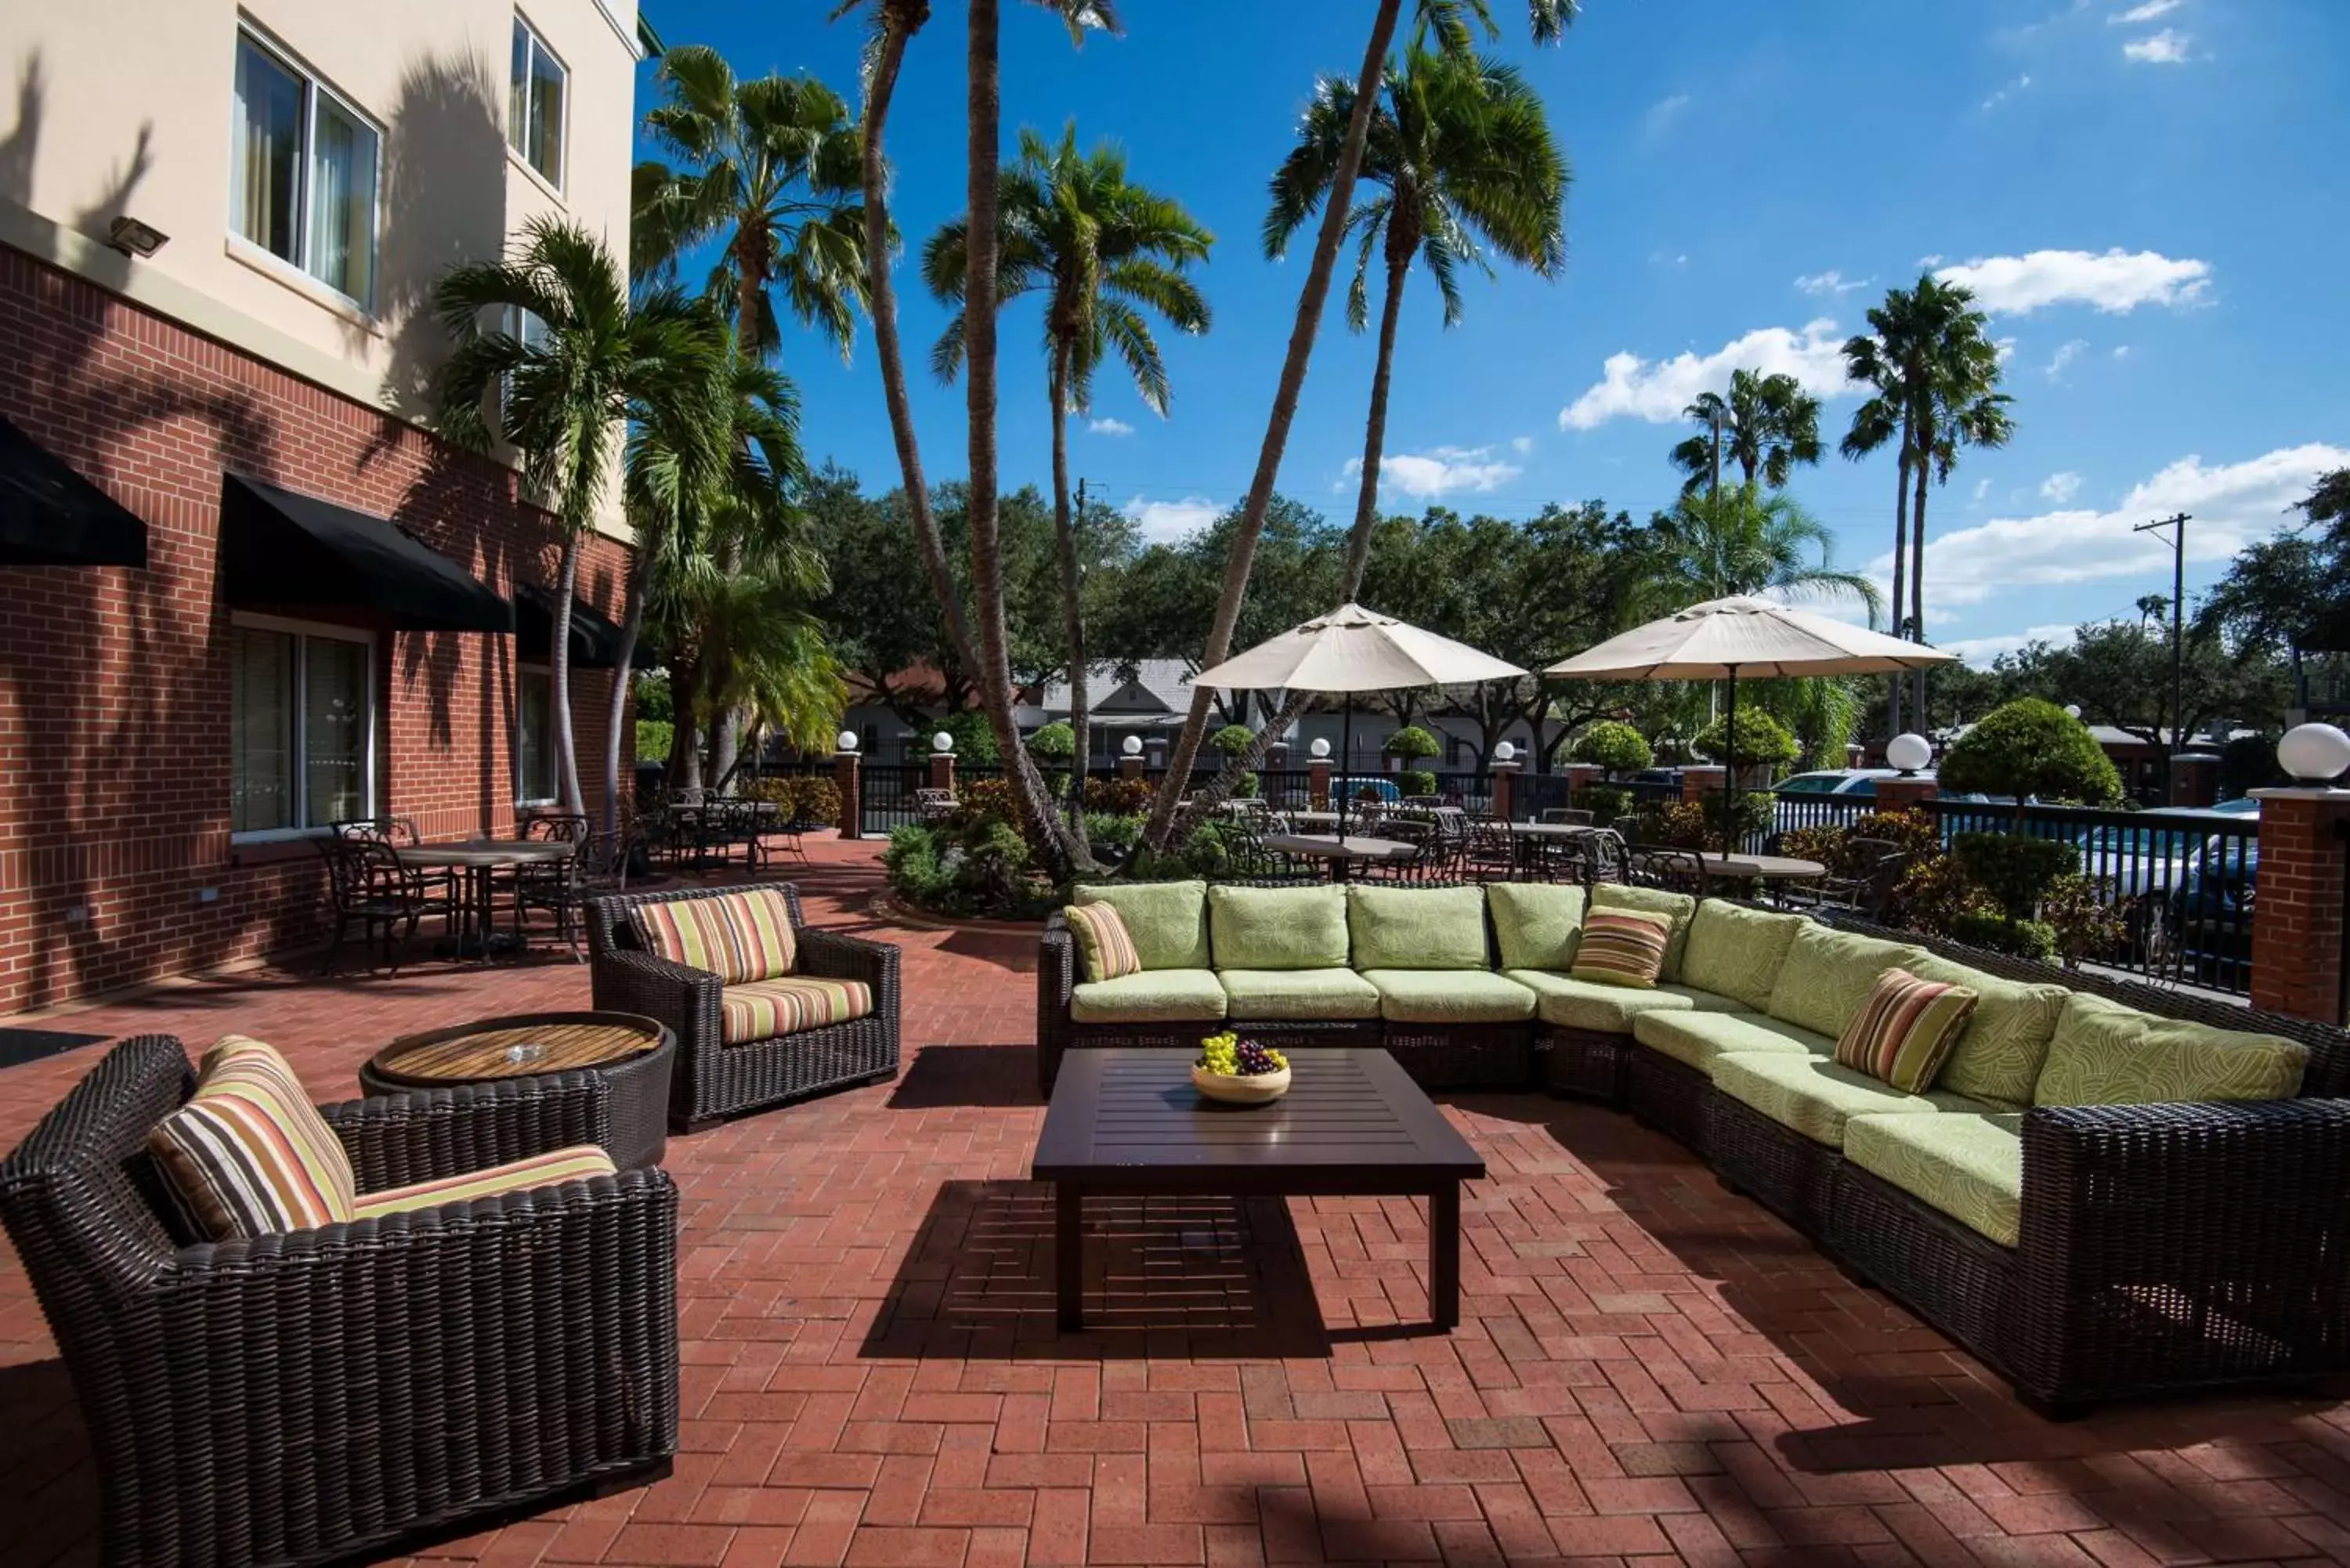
(635, 0), (2350, 665)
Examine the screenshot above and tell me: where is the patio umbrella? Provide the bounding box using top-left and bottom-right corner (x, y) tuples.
(1192, 602), (1527, 837)
(1544, 594), (1958, 859)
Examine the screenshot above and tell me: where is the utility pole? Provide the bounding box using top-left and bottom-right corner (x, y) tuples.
(2133, 511), (2191, 800)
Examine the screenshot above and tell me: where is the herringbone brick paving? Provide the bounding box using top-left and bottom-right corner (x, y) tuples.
(3, 838), (2349, 1566)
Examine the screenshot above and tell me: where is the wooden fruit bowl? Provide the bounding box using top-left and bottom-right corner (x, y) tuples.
(1190, 1064), (1292, 1104)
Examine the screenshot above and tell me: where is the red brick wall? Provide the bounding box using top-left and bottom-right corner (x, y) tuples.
(0, 244), (635, 1014)
(2249, 793), (2350, 1028)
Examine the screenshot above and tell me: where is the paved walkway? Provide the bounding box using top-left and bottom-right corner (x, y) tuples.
(3, 839), (2349, 1567)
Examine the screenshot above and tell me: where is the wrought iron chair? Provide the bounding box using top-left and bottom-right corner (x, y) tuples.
(1626, 844), (1707, 895)
(1539, 807), (1594, 827)
(314, 836), (432, 973)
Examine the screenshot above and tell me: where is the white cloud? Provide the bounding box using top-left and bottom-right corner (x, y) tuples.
(1935, 248), (2211, 314)
(1795, 269), (1872, 297)
(1122, 494), (1220, 543)
(1510, 435), (1535, 455)
(2123, 27), (2193, 61)
(1559, 319), (1856, 430)
(2040, 471), (2083, 502)
(1871, 443), (2350, 613)
(1343, 445), (1522, 500)
(1981, 74), (2033, 110)
(2112, 344), (2131, 359)
(1648, 251), (1690, 269)
(2044, 338), (2088, 379)
(2110, 0), (2182, 20)
(1943, 625), (2081, 668)
(1643, 92), (1690, 139)
(1994, 336), (2018, 365)
(1086, 417), (1134, 437)
(1972, 478), (1993, 503)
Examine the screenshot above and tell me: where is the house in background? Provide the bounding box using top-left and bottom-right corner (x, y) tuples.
(0, 0), (652, 1013)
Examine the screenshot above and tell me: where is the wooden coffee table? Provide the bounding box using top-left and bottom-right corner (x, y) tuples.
(361, 1010), (675, 1169)
(1032, 1048), (1485, 1332)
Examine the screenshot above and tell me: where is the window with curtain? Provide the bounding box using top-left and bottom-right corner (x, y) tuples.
(228, 28), (379, 308)
(516, 667), (555, 804)
(230, 620), (374, 837)
(508, 16), (566, 187)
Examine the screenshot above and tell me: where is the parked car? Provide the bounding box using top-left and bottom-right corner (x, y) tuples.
(2165, 799), (2261, 985)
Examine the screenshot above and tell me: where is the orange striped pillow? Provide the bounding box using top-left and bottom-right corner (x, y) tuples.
(351, 1144), (618, 1219)
(1065, 902), (1141, 982)
(1567, 909), (1673, 990)
(146, 1035), (358, 1238)
(630, 887), (798, 983)
(1835, 968), (1979, 1093)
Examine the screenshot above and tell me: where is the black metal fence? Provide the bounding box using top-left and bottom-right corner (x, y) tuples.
(858, 763), (932, 836)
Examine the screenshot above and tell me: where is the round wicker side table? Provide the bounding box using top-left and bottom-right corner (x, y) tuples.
(360, 1011), (676, 1169)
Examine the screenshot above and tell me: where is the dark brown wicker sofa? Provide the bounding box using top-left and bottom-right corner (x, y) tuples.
(0, 1035), (679, 1567)
(588, 881), (900, 1130)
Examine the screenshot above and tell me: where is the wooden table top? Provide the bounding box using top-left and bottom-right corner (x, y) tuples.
(370, 1011), (667, 1083)
(1501, 820), (1605, 837)
(396, 840), (577, 869)
(1261, 833), (1415, 860)
(1033, 1049), (1484, 1181)
(1693, 852), (1828, 880)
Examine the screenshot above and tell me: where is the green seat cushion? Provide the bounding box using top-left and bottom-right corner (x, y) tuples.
(1846, 1111), (2025, 1248)
(1220, 967), (1381, 1021)
(1069, 968), (1228, 1024)
(1590, 884), (1698, 981)
(1679, 901), (1810, 1011)
(1766, 924), (1929, 1040)
(1487, 883), (1586, 971)
(1361, 969), (1537, 1024)
(1712, 1052), (1987, 1148)
(1632, 1010), (1831, 1077)
(1349, 884), (1489, 970)
(2034, 993), (2308, 1107)
(1506, 970), (1741, 1034)
(1072, 880), (1209, 971)
(1208, 884), (1348, 970)
(1905, 953), (2070, 1107)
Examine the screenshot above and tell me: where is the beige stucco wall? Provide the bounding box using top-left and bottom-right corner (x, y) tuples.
(0, 0), (640, 534)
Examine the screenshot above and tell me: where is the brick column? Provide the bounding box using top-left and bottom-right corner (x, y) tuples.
(1490, 762), (1520, 822)
(1563, 763), (1601, 803)
(2248, 789), (2350, 1026)
(930, 749), (956, 794)
(1309, 759), (1332, 810)
(1118, 753), (1143, 780)
(2171, 753), (2221, 808)
(1679, 765), (1726, 804)
(833, 750), (862, 840)
(1873, 775), (1940, 813)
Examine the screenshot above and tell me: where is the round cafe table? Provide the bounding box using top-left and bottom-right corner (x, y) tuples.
(360, 1010), (675, 1169)
(1695, 852), (1828, 887)
(396, 839), (574, 959)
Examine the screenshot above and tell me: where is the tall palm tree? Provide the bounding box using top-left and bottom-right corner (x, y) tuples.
(1668, 368), (1824, 498)
(1267, 45), (1567, 593)
(1658, 488), (1882, 618)
(925, 122), (1212, 850)
(433, 216), (728, 818)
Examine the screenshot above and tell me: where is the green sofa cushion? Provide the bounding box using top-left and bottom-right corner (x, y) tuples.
(1904, 952), (2070, 1107)
(1846, 1110), (2025, 1248)
(1766, 924), (1929, 1041)
(1348, 884), (1490, 970)
(2034, 993), (2308, 1107)
(1208, 884), (1349, 970)
(1712, 1052), (1989, 1148)
(1631, 1010), (1830, 1077)
(1679, 902), (1810, 1012)
(1506, 970), (1742, 1034)
(1487, 883), (1586, 971)
(1361, 969), (1537, 1024)
(1590, 884), (1698, 981)
(1069, 968), (1227, 1023)
(1072, 880), (1209, 971)
(1220, 967), (1382, 1021)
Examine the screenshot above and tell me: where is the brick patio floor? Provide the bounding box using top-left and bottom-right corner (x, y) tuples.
(5, 838), (2350, 1567)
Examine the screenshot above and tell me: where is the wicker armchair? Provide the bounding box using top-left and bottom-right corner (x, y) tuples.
(0, 1035), (679, 1568)
(586, 882), (901, 1130)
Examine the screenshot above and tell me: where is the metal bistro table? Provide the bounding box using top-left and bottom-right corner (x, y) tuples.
(361, 1010), (675, 1169)
(1260, 833), (1413, 883)
(396, 839), (574, 959)
(1697, 852), (1829, 890)
(1033, 1048), (1484, 1332)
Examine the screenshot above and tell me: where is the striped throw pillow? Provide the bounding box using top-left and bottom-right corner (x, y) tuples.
(1065, 901), (1141, 982)
(1568, 909), (1674, 990)
(630, 887), (798, 983)
(352, 1144), (619, 1219)
(1835, 967), (1980, 1093)
(720, 977), (876, 1045)
(146, 1035), (358, 1239)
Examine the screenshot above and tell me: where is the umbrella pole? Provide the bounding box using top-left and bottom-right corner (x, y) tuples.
(1339, 700), (1353, 841)
(1722, 664), (1740, 862)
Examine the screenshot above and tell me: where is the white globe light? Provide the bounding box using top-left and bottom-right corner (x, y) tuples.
(1121, 735), (1142, 757)
(1885, 732), (1932, 774)
(2278, 723), (2350, 785)
(931, 731), (954, 753)
(1308, 738), (1331, 759)
(1492, 742), (1517, 764)
(835, 730), (859, 753)
(2063, 703), (2083, 720)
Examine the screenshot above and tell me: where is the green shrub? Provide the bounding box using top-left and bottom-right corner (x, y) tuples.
(1937, 698), (2121, 826)
(634, 718), (674, 764)
(1950, 909), (2057, 961)
(1083, 776), (1153, 815)
(1084, 811), (1143, 854)
(883, 822), (1053, 919)
(1691, 710), (1799, 770)
(951, 777), (1018, 830)
(1209, 723), (1256, 757)
(1027, 721), (1076, 761)
(1399, 768), (1438, 799)
(1238, 769), (1260, 799)
(1579, 782), (1633, 823)
(1386, 725), (1440, 763)
(1573, 720), (1652, 777)
(935, 710), (1000, 764)
(1634, 800), (1711, 850)
(1953, 833), (2078, 919)
(750, 773), (841, 826)
(2041, 873), (2128, 969)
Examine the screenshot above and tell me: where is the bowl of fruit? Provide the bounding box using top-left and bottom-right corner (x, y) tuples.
(1191, 1031), (1291, 1104)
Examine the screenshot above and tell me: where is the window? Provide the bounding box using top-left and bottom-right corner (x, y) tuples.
(508, 16), (567, 187)
(515, 666), (557, 805)
(230, 29), (380, 306)
(231, 620), (374, 837)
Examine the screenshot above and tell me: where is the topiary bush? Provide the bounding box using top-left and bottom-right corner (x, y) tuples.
(1580, 782), (1634, 825)
(1691, 709), (1799, 772)
(1399, 768), (1438, 798)
(1937, 698), (2122, 827)
(1952, 833), (2079, 920)
(1386, 725), (1440, 765)
(1026, 721), (1076, 761)
(1573, 720), (1653, 779)
(1209, 723), (1256, 757)
(1950, 909), (2057, 960)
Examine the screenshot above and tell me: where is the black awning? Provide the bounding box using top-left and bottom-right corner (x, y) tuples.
(220, 474), (509, 632)
(0, 414), (147, 567)
(515, 583), (652, 669)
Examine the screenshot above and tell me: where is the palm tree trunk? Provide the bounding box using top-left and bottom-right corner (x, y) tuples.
(1887, 426), (1911, 736)
(1341, 254), (1412, 594)
(1909, 443), (1930, 725)
(552, 533), (586, 815)
(1142, 0), (1405, 854)
(600, 544), (654, 837)
(667, 650), (703, 794)
(1049, 341), (1091, 852)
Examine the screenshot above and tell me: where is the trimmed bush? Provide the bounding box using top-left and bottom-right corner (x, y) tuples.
(1209, 723), (1256, 757)
(1400, 768), (1438, 799)
(1691, 710), (1799, 770)
(634, 718), (674, 764)
(1953, 833), (2078, 920)
(1027, 721), (1076, 761)
(1950, 909), (2057, 960)
(1573, 720), (1652, 777)
(1386, 725), (1440, 764)
(1938, 698), (2121, 826)
(1579, 782), (1633, 824)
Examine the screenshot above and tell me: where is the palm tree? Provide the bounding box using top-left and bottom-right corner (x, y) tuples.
(432, 217), (728, 818)
(925, 122), (1212, 849)
(1267, 45), (1567, 593)
(1668, 368), (1824, 498)
(1658, 487), (1882, 620)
